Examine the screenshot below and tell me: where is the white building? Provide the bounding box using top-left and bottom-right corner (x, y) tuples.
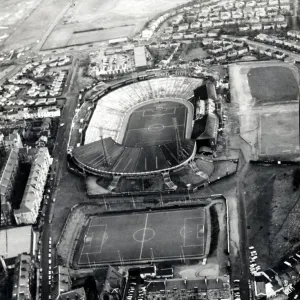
(14, 148), (52, 225)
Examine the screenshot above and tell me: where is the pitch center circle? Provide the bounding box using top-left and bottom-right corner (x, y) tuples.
(276, 128), (294, 137)
(133, 228), (155, 242)
(148, 124), (164, 132)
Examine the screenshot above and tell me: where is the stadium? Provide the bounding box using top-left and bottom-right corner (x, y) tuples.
(71, 75), (220, 190)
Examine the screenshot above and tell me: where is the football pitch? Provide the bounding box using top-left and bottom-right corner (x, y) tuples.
(123, 101), (187, 147)
(260, 111), (300, 156)
(77, 207), (208, 265)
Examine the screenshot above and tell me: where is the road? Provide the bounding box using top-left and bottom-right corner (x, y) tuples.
(40, 58), (80, 300)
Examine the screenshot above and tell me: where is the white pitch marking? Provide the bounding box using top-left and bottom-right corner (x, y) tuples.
(139, 213), (149, 260)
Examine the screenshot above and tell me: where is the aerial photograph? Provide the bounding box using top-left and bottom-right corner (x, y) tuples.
(2, 0), (300, 299)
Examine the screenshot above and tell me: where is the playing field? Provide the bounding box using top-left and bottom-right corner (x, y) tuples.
(260, 110), (300, 156)
(123, 101), (187, 147)
(248, 66), (299, 104)
(77, 207), (207, 265)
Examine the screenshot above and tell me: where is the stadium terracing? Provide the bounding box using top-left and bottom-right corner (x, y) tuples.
(72, 76), (203, 176)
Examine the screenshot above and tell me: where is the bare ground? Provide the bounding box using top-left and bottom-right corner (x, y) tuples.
(244, 164), (300, 268)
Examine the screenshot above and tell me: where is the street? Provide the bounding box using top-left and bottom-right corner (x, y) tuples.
(40, 57), (80, 300)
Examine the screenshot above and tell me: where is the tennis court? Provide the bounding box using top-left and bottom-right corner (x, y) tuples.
(77, 207), (207, 265)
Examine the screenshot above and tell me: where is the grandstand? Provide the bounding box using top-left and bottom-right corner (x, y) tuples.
(85, 77), (202, 145)
(72, 76), (203, 178)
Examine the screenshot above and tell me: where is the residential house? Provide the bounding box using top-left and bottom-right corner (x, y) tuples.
(263, 23), (276, 30)
(14, 147), (52, 225)
(202, 38), (214, 46)
(213, 21), (224, 27)
(141, 29), (153, 40)
(164, 26), (173, 34)
(273, 14), (285, 22)
(280, 4), (291, 14)
(225, 20), (237, 26)
(195, 31), (207, 38)
(209, 47), (223, 55)
(172, 33), (183, 40)
(202, 20), (213, 29)
(235, 1), (245, 8)
(227, 49), (238, 58)
(251, 23), (263, 30)
(287, 30), (300, 39)
(178, 23), (189, 32)
(276, 21), (288, 28)
(207, 30), (219, 37)
(171, 14), (183, 25)
(232, 39), (245, 47)
(239, 24), (250, 31)
(184, 33), (195, 39)
(220, 11), (232, 20)
(232, 10), (244, 19)
(191, 22), (201, 29)
(237, 47), (249, 55)
(215, 53), (227, 61)
(223, 42), (233, 51)
(246, 0), (257, 7)
(161, 33), (172, 41)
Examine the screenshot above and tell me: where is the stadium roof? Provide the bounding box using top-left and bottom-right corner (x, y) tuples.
(197, 113), (219, 140)
(73, 137), (195, 175)
(134, 46), (148, 68)
(0, 226), (33, 259)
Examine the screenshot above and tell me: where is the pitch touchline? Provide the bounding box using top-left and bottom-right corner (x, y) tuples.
(139, 213), (149, 260)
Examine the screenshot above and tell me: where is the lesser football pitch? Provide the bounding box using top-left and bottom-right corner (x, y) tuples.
(77, 207), (207, 265)
(123, 101), (187, 147)
(248, 66), (299, 104)
(260, 111), (300, 156)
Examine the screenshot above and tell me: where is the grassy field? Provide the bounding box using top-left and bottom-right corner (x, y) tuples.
(245, 164), (300, 268)
(247, 66), (299, 104)
(77, 207), (207, 265)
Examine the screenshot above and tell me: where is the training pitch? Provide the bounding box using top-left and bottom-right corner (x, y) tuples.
(123, 101), (187, 147)
(77, 207), (208, 265)
(248, 66), (299, 104)
(260, 110), (300, 156)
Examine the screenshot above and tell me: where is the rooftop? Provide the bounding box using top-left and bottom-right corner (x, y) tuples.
(0, 226), (33, 258)
(134, 46), (148, 68)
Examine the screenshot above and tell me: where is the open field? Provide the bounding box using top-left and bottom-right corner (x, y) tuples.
(244, 164), (300, 268)
(76, 207), (208, 265)
(42, 0), (192, 50)
(248, 66), (299, 104)
(124, 101), (187, 147)
(229, 61), (300, 160)
(1, 0), (70, 51)
(0, 0), (42, 46)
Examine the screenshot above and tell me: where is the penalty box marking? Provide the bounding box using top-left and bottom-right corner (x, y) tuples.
(82, 224), (107, 256)
(142, 107), (176, 117)
(183, 217), (205, 248)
